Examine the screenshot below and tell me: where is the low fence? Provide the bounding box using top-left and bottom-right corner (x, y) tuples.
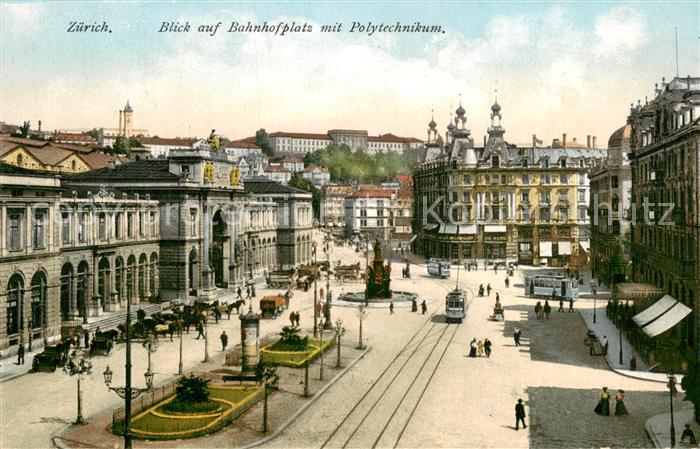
(111, 371), (222, 428)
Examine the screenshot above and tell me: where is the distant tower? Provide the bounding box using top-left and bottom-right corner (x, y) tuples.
(122, 100), (134, 137)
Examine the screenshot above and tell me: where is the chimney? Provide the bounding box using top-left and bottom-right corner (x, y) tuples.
(562, 133), (567, 148)
(586, 135), (591, 148)
(592, 136), (597, 149)
(552, 138), (560, 147)
(38, 120), (42, 133)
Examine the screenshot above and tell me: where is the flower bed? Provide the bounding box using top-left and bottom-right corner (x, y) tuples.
(116, 385), (263, 440)
(260, 337), (333, 367)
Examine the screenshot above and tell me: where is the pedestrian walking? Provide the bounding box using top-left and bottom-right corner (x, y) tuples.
(543, 300), (551, 319)
(246, 286), (251, 299)
(515, 399), (527, 430)
(558, 299), (564, 312)
(594, 387), (611, 416)
(479, 284), (484, 297)
(289, 311), (296, 327)
(614, 389), (628, 416)
(236, 287), (242, 299)
(513, 328), (521, 346)
(220, 331), (228, 352)
(534, 301), (542, 320)
(487, 283), (492, 297)
(505, 277), (510, 288)
(569, 298), (574, 313)
(602, 335), (609, 355)
(389, 301), (394, 315)
(494, 264), (498, 274)
(421, 300), (427, 315)
(251, 285), (256, 297)
(468, 338), (477, 357)
(295, 311), (301, 327)
(477, 340), (484, 357)
(196, 322), (205, 340)
(16, 344), (25, 365)
(484, 338), (492, 358)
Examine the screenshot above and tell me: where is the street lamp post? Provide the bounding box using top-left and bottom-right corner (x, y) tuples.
(178, 326), (184, 375)
(312, 241), (318, 338)
(593, 290), (597, 324)
(262, 366), (279, 433)
(142, 333), (158, 374)
(619, 321), (623, 366)
(203, 313), (210, 363)
(323, 237), (333, 330)
(356, 305), (368, 350)
(64, 348), (92, 425)
(668, 372), (677, 448)
(102, 294), (153, 449)
(319, 325), (324, 381)
(335, 319), (345, 368)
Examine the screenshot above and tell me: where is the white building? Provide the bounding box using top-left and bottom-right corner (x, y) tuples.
(367, 133), (423, 155)
(138, 137), (204, 158)
(302, 166), (330, 187)
(224, 139), (263, 158)
(267, 129), (422, 154)
(263, 164), (292, 185)
(268, 132), (331, 154)
(344, 188), (395, 241)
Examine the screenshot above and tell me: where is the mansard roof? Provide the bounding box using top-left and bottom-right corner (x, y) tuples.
(66, 159), (180, 182)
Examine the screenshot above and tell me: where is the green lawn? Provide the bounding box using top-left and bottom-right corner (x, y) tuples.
(260, 337), (333, 367)
(121, 386), (263, 440)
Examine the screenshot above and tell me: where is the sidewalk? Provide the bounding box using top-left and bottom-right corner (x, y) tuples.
(578, 295), (682, 383)
(646, 407), (699, 448)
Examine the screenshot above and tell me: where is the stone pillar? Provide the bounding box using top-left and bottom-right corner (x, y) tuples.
(69, 274), (79, 319)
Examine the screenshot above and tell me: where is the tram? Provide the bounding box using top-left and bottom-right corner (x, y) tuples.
(427, 259), (451, 278)
(524, 274), (579, 300)
(445, 288), (467, 323)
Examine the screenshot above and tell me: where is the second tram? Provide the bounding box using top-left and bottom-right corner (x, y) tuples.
(427, 259), (451, 278)
(445, 288), (468, 323)
(524, 274), (579, 300)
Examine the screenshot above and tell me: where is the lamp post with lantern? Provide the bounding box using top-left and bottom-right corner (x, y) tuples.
(102, 294), (153, 449)
(668, 372), (678, 448)
(322, 236), (333, 330)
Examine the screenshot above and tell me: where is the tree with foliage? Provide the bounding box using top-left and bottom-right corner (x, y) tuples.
(86, 128), (99, 140)
(278, 325), (309, 350)
(288, 172), (320, 220)
(255, 129), (273, 157)
(19, 121), (30, 138)
(176, 374), (210, 403)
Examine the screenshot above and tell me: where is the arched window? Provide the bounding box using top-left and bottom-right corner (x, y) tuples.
(126, 255), (136, 302)
(76, 261), (89, 319)
(138, 254), (148, 299)
(6, 274), (24, 335)
(60, 263), (74, 321)
(115, 256), (124, 304)
(98, 257), (110, 307)
(30, 271), (47, 329)
(149, 253), (158, 295)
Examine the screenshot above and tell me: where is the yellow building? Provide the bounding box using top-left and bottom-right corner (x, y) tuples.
(0, 137), (120, 173)
(414, 100), (606, 266)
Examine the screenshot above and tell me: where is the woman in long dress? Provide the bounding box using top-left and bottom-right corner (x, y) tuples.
(615, 390), (628, 416)
(594, 387), (611, 416)
(469, 338), (477, 357)
(477, 340), (484, 357)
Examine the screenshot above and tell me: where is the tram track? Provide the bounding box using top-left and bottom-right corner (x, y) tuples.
(319, 274), (461, 449)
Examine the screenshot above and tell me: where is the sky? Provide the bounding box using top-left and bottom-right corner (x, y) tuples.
(1, 1), (698, 146)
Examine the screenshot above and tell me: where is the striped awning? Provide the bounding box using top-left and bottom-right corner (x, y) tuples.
(633, 295), (692, 338)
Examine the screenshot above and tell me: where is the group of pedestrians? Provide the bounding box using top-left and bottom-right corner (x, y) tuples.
(478, 283), (492, 297)
(594, 387), (628, 416)
(534, 300), (552, 320)
(289, 311), (301, 327)
(468, 337), (492, 358)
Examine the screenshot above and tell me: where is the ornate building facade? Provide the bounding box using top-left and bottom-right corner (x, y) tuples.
(0, 143), (313, 354)
(589, 124), (633, 286)
(628, 76), (700, 366)
(413, 101), (605, 265)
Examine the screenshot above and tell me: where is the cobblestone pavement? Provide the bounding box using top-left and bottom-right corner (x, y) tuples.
(261, 252), (681, 449)
(1, 238), (691, 449)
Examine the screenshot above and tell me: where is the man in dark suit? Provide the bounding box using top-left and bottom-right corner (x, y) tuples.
(515, 399), (527, 430)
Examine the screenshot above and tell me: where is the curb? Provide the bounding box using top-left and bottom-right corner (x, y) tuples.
(644, 418), (662, 449)
(239, 346), (371, 449)
(574, 310), (670, 384)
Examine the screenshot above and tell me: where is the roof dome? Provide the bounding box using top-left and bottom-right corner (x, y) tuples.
(491, 101), (501, 113)
(429, 118), (437, 129)
(608, 124), (631, 148)
(124, 100), (133, 113)
(447, 122), (455, 131)
(455, 104), (465, 116)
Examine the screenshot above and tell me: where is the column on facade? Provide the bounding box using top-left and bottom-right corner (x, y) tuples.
(143, 257), (151, 300)
(109, 256), (119, 311)
(201, 204), (212, 290)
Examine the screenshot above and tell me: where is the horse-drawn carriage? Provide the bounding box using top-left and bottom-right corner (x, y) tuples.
(32, 343), (68, 372)
(90, 332), (114, 356)
(334, 262), (362, 281)
(260, 294), (287, 319)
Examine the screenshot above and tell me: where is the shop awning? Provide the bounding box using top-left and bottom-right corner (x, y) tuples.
(484, 225), (507, 233)
(458, 224), (477, 235)
(579, 240), (590, 252)
(632, 295), (677, 327)
(633, 295), (692, 338)
(444, 224), (458, 234)
(558, 241), (572, 255)
(424, 223), (438, 231)
(539, 241), (552, 257)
